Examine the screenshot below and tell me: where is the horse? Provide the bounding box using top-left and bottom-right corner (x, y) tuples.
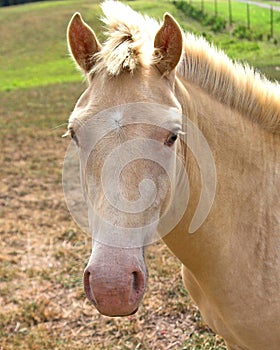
(65, 1), (280, 349)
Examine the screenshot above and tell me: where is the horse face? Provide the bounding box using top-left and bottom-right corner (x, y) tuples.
(82, 128), (171, 316)
(70, 102), (181, 316)
(66, 6), (183, 316)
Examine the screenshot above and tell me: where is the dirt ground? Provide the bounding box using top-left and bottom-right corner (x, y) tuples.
(0, 83), (226, 350)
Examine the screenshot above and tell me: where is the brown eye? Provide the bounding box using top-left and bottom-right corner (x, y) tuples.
(165, 133), (178, 147)
(70, 129), (79, 146)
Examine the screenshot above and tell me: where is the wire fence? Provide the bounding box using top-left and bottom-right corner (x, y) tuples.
(175, 0), (280, 42)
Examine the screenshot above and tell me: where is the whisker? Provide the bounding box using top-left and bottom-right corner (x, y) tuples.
(51, 122), (69, 131)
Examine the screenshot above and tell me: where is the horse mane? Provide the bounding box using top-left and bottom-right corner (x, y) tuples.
(177, 34), (280, 134)
(93, 1), (280, 134)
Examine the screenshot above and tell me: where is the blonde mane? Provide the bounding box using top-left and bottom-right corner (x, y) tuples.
(94, 1), (280, 134)
(178, 35), (280, 134)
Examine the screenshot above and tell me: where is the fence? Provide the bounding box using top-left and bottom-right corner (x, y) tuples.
(177, 0), (280, 42)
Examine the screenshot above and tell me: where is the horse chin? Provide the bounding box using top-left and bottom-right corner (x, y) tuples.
(100, 307), (139, 318)
(128, 307), (138, 316)
(92, 301), (140, 317)
(85, 291), (141, 317)
(87, 289), (143, 317)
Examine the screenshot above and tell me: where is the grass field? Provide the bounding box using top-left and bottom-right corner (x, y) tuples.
(0, 0), (279, 92)
(173, 0), (280, 78)
(191, 0), (280, 38)
(0, 0), (279, 349)
(190, 0), (280, 42)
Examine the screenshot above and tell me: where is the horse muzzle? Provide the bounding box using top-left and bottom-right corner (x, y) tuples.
(83, 243), (147, 316)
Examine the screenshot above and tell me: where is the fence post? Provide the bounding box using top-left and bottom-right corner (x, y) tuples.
(247, 3), (250, 30)
(270, 5), (274, 38)
(214, 0), (218, 16)
(201, 0), (204, 13)
(228, 0), (232, 25)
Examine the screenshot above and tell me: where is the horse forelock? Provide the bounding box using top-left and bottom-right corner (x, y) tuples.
(91, 0), (159, 76)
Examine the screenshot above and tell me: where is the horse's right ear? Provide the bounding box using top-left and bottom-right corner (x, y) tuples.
(154, 13), (183, 76)
(67, 13), (102, 74)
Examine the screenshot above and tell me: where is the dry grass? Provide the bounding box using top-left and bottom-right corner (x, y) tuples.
(0, 83), (226, 349)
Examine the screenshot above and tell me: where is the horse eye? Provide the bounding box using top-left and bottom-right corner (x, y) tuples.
(165, 133), (178, 147)
(70, 129), (79, 146)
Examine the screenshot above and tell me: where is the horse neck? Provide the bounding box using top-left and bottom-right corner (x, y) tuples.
(163, 76), (280, 271)
(178, 77), (280, 166)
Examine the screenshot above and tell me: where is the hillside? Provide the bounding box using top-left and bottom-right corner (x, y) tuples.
(0, 0), (279, 92)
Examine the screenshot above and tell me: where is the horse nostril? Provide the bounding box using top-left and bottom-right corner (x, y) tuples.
(132, 271), (138, 291)
(131, 270), (144, 294)
(129, 270), (145, 305)
(83, 268), (95, 304)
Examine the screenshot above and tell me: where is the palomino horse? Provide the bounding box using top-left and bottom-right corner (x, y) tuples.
(65, 1), (280, 349)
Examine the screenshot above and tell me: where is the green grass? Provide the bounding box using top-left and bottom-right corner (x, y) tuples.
(193, 0), (280, 38)
(0, 0), (279, 92)
(0, 0), (102, 92)
(173, 0), (280, 79)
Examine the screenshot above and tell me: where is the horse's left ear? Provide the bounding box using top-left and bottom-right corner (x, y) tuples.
(67, 13), (102, 74)
(154, 13), (183, 76)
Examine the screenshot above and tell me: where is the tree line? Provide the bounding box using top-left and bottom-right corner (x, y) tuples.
(0, 0), (48, 6)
